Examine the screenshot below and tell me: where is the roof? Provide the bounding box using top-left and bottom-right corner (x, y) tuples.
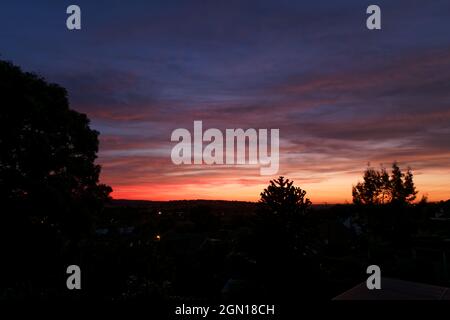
(334, 278), (450, 300)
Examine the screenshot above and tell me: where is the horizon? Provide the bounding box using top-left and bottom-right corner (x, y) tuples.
(109, 197), (449, 205)
(2, 0), (450, 203)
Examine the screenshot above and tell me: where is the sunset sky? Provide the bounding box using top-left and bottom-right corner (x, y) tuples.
(1, 0), (450, 203)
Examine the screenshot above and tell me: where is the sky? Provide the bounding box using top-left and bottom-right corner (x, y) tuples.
(1, 0), (450, 203)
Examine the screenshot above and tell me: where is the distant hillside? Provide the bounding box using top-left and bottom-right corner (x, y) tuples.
(109, 199), (335, 210)
(108, 199), (260, 215)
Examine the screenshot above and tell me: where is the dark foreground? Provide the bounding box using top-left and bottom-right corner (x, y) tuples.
(2, 199), (450, 306)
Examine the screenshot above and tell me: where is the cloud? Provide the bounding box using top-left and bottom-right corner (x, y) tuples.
(3, 0), (450, 201)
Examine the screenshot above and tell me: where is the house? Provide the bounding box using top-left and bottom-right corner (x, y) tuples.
(334, 277), (450, 300)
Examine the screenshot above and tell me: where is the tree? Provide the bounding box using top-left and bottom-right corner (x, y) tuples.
(257, 178), (321, 299)
(352, 162), (417, 205)
(0, 59), (112, 296)
(0, 59), (111, 220)
(399, 165), (417, 204)
(260, 176), (311, 216)
(352, 164), (390, 205)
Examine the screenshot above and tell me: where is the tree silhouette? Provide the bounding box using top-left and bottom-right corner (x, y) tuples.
(257, 178), (321, 300)
(260, 176), (311, 216)
(352, 162), (417, 205)
(0, 60), (112, 296)
(391, 162), (417, 204)
(0, 60), (111, 226)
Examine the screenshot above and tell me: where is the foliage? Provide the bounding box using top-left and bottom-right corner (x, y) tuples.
(0, 60), (112, 298)
(0, 60), (112, 233)
(259, 176), (312, 216)
(352, 162), (417, 205)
